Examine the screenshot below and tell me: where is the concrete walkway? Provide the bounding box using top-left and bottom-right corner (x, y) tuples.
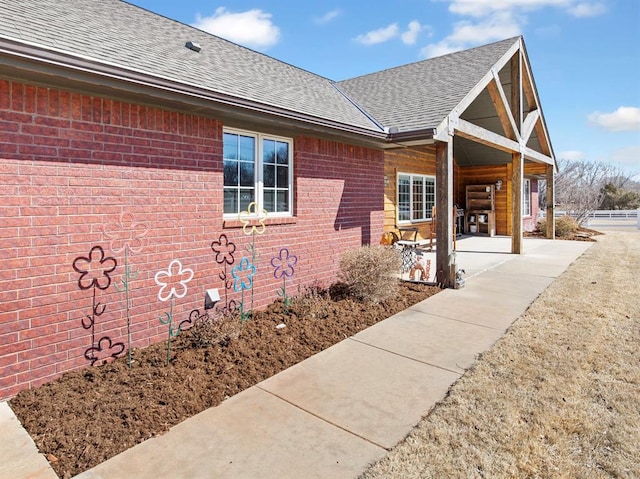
(3, 236), (593, 479)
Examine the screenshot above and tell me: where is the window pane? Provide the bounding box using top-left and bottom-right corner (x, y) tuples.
(263, 140), (276, 164)
(239, 135), (255, 162)
(398, 175), (410, 222)
(239, 189), (254, 211)
(223, 133), (238, 160)
(224, 189), (237, 214)
(426, 178), (435, 219)
(412, 178), (424, 221)
(224, 160), (238, 186)
(263, 163), (275, 188)
(277, 191), (288, 212)
(276, 165), (288, 188)
(240, 161), (254, 187)
(264, 190), (275, 212)
(276, 142), (289, 165)
(523, 179), (531, 216)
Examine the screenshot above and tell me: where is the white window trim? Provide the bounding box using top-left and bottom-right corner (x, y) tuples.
(223, 127), (294, 218)
(397, 172), (436, 224)
(523, 178), (531, 217)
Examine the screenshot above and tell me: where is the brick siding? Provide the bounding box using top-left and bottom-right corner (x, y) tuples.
(0, 79), (385, 400)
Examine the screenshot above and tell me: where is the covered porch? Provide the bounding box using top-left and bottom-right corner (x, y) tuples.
(379, 38), (557, 287)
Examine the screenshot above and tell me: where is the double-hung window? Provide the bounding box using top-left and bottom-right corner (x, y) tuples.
(223, 129), (293, 216)
(523, 178), (531, 216)
(397, 173), (436, 223)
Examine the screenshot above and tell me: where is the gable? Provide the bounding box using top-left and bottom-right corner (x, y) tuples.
(336, 38), (520, 133)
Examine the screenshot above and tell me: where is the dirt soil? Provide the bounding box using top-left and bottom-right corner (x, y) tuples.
(524, 225), (603, 241)
(10, 281), (439, 479)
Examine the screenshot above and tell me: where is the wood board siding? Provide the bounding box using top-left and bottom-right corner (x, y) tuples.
(457, 164), (510, 235)
(457, 162), (542, 236)
(383, 146), (437, 241)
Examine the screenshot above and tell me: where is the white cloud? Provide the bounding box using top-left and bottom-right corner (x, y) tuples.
(354, 23), (399, 45)
(567, 2), (607, 17)
(588, 107), (640, 132)
(314, 9), (341, 24)
(558, 150), (587, 161)
(447, 0), (606, 18)
(421, 11), (521, 58)
(193, 7), (280, 50)
(401, 21), (423, 45)
(608, 146), (640, 177)
(422, 0), (607, 57)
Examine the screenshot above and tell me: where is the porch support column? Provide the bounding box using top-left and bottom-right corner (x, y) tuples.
(546, 163), (555, 239)
(435, 137), (454, 288)
(511, 152), (523, 254)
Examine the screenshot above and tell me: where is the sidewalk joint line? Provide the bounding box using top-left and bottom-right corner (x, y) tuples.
(347, 338), (464, 375)
(255, 386), (390, 451)
(404, 309), (507, 332)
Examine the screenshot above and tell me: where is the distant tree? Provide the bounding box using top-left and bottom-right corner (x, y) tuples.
(600, 182), (640, 210)
(539, 159), (638, 225)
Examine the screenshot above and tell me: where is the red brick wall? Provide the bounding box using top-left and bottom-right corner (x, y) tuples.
(0, 79), (385, 399)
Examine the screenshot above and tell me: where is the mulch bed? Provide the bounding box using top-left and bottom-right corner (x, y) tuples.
(10, 281), (439, 478)
(524, 226), (604, 242)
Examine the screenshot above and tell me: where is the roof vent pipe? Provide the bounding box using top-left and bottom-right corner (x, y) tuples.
(185, 41), (202, 52)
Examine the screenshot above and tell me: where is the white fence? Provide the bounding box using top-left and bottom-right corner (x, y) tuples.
(540, 209), (638, 219)
(539, 209), (639, 230)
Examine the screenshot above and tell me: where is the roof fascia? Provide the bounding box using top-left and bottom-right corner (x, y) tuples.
(0, 36), (389, 143)
(519, 40), (557, 170)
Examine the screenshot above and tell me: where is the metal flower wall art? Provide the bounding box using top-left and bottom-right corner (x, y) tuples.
(271, 247), (298, 313)
(72, 246), (124, 365)
(155, 260), (194, 365)
(211, 233), (238, 313)
(238, 202), (267, 312)
(104, 213), (148, 368)
(231, 257), (256, 322)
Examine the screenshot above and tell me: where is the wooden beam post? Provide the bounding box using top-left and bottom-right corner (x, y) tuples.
(511, 152), (523, 254)
(511, 51), (522, 134)
(546, 163), (555, 239)
(435, 138), (454, 288)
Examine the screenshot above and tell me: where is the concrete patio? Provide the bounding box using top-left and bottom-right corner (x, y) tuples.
(2, 236), (594, 479)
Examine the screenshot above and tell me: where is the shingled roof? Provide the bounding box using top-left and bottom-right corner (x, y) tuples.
(0, 1), (532, 144)
(335, 37), (520, 133)
(0, 0), (383, 134)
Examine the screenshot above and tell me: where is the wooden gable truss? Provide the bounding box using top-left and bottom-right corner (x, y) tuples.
(433, 38), (556, 287)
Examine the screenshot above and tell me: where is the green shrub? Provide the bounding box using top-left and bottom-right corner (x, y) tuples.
(338, 245), (401, 303)
(537, 215), (579, 238)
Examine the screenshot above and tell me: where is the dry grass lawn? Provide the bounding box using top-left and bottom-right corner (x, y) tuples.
(361, 231), (640, 479)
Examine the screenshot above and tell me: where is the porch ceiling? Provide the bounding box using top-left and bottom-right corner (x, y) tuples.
(453, 136), (511, 166)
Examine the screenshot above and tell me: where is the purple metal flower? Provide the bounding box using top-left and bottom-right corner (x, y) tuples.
(211, 234), (236, 265)
(271, 248), (297, 279)
(73, 246), (117, 290)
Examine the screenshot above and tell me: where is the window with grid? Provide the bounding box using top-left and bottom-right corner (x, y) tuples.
(223, 129), (293, 216)
(523, 178), (531, 216)
(397, 173), (435, 223)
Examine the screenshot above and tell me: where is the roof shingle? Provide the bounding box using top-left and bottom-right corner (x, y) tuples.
(0, 0), (382, 132)
(336, 38), (520, 132)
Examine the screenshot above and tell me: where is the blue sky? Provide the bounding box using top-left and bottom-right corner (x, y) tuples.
(128, 0), (640, 178)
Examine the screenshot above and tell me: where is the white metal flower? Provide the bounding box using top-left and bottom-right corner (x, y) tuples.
(103, 212), (148, 254)
(154, 260), (194, 302)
